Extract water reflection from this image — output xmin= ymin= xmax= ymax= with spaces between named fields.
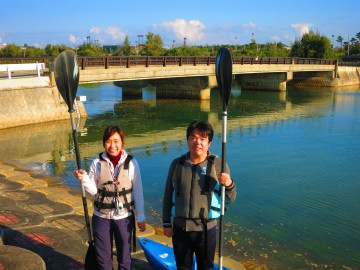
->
xmin=0 ymin=119 xmax=85 ymax=175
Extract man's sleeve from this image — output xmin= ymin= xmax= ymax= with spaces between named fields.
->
xmin=162 ymin=159 xmax=177 ymax=228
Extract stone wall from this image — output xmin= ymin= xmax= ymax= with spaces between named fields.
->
xmin=288 ymin=67 xmax=360 ymax=88
xmin=0 ymin=77 xmax=87 ymax=129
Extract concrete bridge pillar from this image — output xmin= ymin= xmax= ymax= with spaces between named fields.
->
xmin=287 ymin=71 xmax=293 ymax=80
xmin=121 ymin=87 xmax=142 ymax=99
xmin=153 ymin=76 xmax=217 ymax=100
xmin=237 ymin=72 xmax=287 ymax=91
xmin=114 ymin=80 xmax=148 ymax=100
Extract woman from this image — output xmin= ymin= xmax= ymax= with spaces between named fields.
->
xmin=75 ymin=126 xmax=146 ymax=270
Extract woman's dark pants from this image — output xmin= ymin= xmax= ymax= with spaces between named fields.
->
xmin=92 ymin=215 xmax=133 ymax=270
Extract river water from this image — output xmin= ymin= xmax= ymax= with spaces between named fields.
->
xmin=0 ymin=82 xmax=359 ymax=269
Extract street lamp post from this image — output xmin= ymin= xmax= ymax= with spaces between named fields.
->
xmin=137 ymin=34 xmax=144 ymax=45
xmin=347 ymin=33 xmax=350 ymax=56
xmin=252 ymin=33 xmax=258 ymax=52
xmin=22 ymin=47 xmax=26 ymax=57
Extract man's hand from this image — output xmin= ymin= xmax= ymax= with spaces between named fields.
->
xmin=218 ymin=172 xmax=233 ymax=187
xmin=137 ymin=221 xmax=146 ymax=232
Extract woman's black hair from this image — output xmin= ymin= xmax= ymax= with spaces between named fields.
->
xmin=102 ymin=126 xmax=125 ymax=146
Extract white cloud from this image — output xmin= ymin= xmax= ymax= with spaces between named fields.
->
xmin=69 ymin=34 xmax=82 ymax=44
xmin=271 ymin=36 xmax=281 ymax=42
xmin=104 ymin=27 xmax=126 ymax=40
xmin=291 ymin=23 xmax=313 ymax=36
xmin=155 ymin=18 xmax=205 ymax=42
xmin=242 ymin=22 xmax=257 ymax=28
xmin=89 ymin=26 xmax=126 ymax=41
xmin=90 ymin=27 xmax=102 ymax=35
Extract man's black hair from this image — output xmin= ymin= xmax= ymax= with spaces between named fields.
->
xmin=186 ymin=120 xmax=214 ymax=142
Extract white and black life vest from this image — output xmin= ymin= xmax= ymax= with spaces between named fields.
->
xmin=94 ymin=154 xmax=134 ymax=215
xmin=171 ymin=154 xmax=221 ymax=219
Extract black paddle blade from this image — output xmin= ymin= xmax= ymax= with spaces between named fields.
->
xmin=85 ymin=241 xmax=98 ymax=270
xmin=215 ymin=47 xmax=233 ymax=108
xmin=54 ymin=50 xmax=80 ymax=111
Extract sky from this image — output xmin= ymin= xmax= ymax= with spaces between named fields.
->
xmin=1 ymin=0 xmax=359 ymax=48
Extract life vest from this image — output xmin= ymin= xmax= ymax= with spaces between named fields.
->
xmin=171 ymin=154 xmax=221 ymax=219
xmin=94 ymin=154 xmax=134 ymax=215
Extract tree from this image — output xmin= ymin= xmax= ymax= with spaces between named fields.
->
xmin=356 ymin=32 xmax=360 ymax=42
xmin=0 ymin=44 xmax=23 ymax=57
xmin=123 ymin=36 xmax=131 ymax=55
xmin=336 ymin=36 xmax=344 ymax=47
xmin=290 ymin=39 xmax=303 ymax=57
xmin=44 ymin=44 xmax=70 ymax=56
xmin=77 ymin=42 xmax=103 ymax=56
xmin=262 ymin=42 xmax=289 ymax=57
xmin=290 ymin=31 xmax=332 ymax=58
xmin=113 ymin=36 xmax=133 ymax=56
xmin=143 ymin=32 xmax=164 ymax=56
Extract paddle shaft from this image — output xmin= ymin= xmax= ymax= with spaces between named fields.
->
xmin=69 ymin=109 xmax=93 ymax=243
xmin=219 ymin=105 xmax=228 ymax=270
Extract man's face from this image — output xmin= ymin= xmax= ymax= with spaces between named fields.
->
xmin=187 ymin=129 xmax=211 ymax=159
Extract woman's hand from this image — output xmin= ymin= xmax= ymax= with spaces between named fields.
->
xmin=75 ymin=169 xmax=86 ymax=181
xmin=137 ymin=221 xmax=146 ymax=232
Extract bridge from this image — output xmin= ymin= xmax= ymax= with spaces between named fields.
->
xmin=68 ymin=56 xmax=338 ymax=99
xmin=1 ymin=56 xmax=338 ymax=99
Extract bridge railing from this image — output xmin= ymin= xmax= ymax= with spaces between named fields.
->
xmin=77 ymin=56 xmax=216 ymax=69
xmin=339 ymin=61 xmax=360 ymax=67
xmin=0 ymin=56 xmax=339 ymax=70
xmin=77 ymin=56 xmax=336 ymax=70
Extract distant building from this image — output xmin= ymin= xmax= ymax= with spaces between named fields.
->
xmin=103 ymin=45 xmax=120 ymax=54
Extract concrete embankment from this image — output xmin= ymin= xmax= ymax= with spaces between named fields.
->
xmin=289 ymin=66 xmax=360 ymax=88
xmin=0 ymin=76 xmax=86 ymax=130
xmin=0 ymin=160 xmax=246 ymax=270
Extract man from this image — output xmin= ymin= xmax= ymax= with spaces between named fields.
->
xmin=162 ymin=120 xmax=237 ymax=270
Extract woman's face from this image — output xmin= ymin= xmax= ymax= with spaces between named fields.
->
xmin=104 ymin=132 xmax=123 ymax=156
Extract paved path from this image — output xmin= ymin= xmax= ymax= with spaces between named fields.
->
xmin=0 ymin=76 xmax=50 ymax=91
xmin=0 ymin=161 xmax=245 ymax=270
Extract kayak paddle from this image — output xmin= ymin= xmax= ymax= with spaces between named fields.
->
xmin=54 ymin=50 xmax=97 ymax=270
xmin=215 ymin=47 xmax=233 ymax=270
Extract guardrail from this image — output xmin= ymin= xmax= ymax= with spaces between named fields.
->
xmin=76 ymin=56 xmax=337 ymax=70
xmin=0 ymin=62 xmax=46 ymax=79
xmin=0 ymin=56 xmax=342 ymax=71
